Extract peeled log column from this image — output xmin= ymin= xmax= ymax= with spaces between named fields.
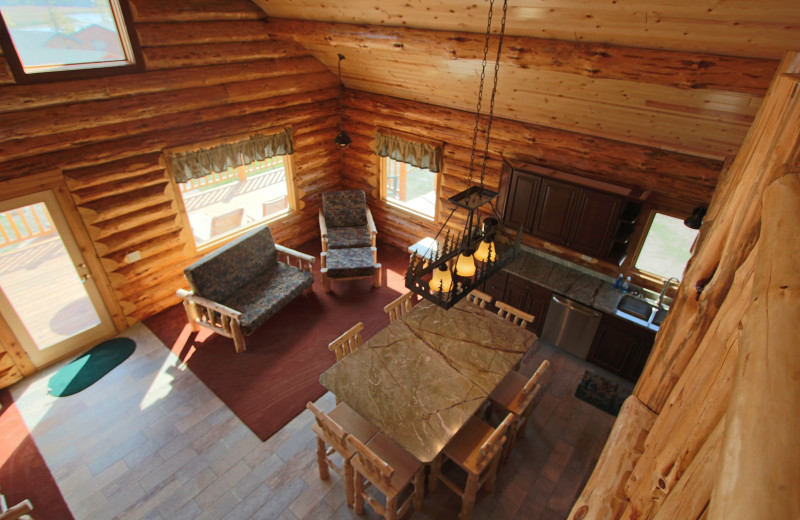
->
xmin=709 ymin=173 xmax=800 ymax=520
xmin=568 ymin=395 xmax=656 ymax=520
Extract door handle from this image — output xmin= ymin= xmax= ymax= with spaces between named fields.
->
xmin=80 ymin=273 xmax=91 ymax=283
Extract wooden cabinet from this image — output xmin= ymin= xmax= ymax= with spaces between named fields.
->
xmin=587 ymin=314 xmax=656 ymax=382
xmin=502 ymin=273 xmax=552 ymax=336
xmin=502 ymin=160 xmax=641 ymax=262
xmin=482 ymin=270 xmax=509 ymax=304
xmin=504 ymin=169 xmax=540 ymax=232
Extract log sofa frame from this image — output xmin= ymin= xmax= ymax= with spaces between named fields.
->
xmin=176 ymin=226 xmax=315 ymax=353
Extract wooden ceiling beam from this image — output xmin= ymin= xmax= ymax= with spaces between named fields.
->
xmin=264 ymin=18 xmax=778 ymax=96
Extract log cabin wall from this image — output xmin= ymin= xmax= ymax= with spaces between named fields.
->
xmin=568 ymin=52 xmax=800 ymax=520
xmin=0 ymin=0 xmax=341 ymax=359
xmin=340 ymin=88 xmax=724 ymax=278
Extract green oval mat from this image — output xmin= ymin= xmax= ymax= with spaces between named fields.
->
xmin=48 ymin=338 xmax=136 ymax=397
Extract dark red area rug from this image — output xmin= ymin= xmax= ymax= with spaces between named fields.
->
xmin=144 ymin=240 xmax=413 ymax=441
xmin=0 ymin=388 xmax=74 ymax=519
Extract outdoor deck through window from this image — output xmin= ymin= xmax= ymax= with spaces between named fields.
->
xmin=179 ymin=156 xmax=289 ymax=246
xmin=384 ymin=157 xmax=436 ymax=218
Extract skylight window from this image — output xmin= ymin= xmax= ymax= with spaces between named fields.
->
xmin=0 ymin=0 xmax=141 ymax=82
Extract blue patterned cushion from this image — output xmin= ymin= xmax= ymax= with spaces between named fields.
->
xmin=327 ymin=226 xmax=372 ymax=249
xmin=221 ymin=263 xmax=314 ymax=335
xmin=185 ymin=226 xmax=278 ymax=303
xmin=322 ymin=190 xmax=367 ymax=228
xmin=325 ymin=247 xmax=376 ymax=278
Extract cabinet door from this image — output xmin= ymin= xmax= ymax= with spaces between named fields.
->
xmin=587 ymin=323 xmax=634 ymax=375
xmin=503 ymin=274 xmax=551 ymax=335
xmin=568 ymin=189 xmax=622 ymax=257
xmin=531 ymin=178 xmax=579 ymax=244
xmin=503 ymin=170 xmax=540 ymax=232
xmin=526 ymin=285 xmax=551 ymax=336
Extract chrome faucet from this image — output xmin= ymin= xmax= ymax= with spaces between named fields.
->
xmin=658 ymin=277 xmax=680 ymax=309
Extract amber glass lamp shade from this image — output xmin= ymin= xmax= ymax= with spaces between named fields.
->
xmin=430 ymin=264 xmax=453 ymax=293
xmin=473 ymin=237 xmax=496 ymax=262
xmin=455 ymin=251 xmax=476 ymax=277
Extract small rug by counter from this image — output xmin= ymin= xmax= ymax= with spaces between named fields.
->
xmin=48 ymin=337 xmax=136 ymax=397
xmin=574 ymin=370 xmax=630 ymax=416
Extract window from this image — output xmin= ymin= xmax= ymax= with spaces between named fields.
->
xmin=634 ymin=212 xmax=699 ymax=280
xmin=381 ymin=157 xmax=437 ymax=219
xmin=167 ymin=131 xmax=296 ymax=247
xmin=0 ymin=0 xmax=141 ymax=83
xmin=374 ymin=130 xmax=442 ymax=220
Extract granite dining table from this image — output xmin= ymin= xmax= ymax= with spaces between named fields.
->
xmin=319 ymin=298 xmax=537 ymax=463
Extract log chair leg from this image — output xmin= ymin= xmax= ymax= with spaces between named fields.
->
xmin=353 ymin=469 xmax=365 ymax=515
xmin=232 ymin=322 xmax=246 ymax=353
xmin=183 ymin=300 xmax=201 ymax=332
xmin=315 ymin=437 xmax=330 ymax=480
xmin=429 ymin=455 xmax=442 ymax=493
xmin=386 ymin=495 xmax=398 ymax=520
xmin=344 ymin=459 xmax=355 ymax=508
xmin=322 ymin=270 xmax=331 ymax=293
xmin=412 ymin=468 xmax=425 ymax=510
xmin=460 ymin=474 xmax=479 ymax=520
xmin=373 ymin=264 xmax=382 ymax=288
xmin=484 ymin=455 xmax=502 ymax=492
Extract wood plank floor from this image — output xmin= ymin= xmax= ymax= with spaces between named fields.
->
xmin=9 ymin=321 xmax=625 ymax=519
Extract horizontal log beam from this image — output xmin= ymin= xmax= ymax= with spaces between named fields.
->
xmin=142 ymin=40 xmax=309 ymax=70
xmin=130 ymin=0 xmax=265 ymax=22
xmin=136 ymin=21 xmax=273 ymax=46
xmin=264 ymin=19 xmax=777 ymax=96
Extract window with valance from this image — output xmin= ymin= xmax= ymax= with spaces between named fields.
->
xmin=374 ymin=131 xmax=442 ymax=220
xmin=166 ymin=130 xmax=296 ymax=248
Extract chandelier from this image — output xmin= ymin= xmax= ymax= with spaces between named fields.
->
xmin=405 ymin=0 xmax=519 ymax=310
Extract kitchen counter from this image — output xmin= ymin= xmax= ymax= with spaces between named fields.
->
xmin=503 ymin=249 xmax=662 ymax=332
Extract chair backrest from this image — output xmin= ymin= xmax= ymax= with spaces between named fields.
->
xmin=495 ymin=301 xmax=535 ymax=329
xmin=347 ymin=435 xmax=395 ymax=489
xmin=185 ymin=225 xmax=278 ymax=303
xmin=522 ymin=359 xmax=551 ymax=398
xmin=322 ymin=190 xmax=368 ymax=228
xmin=383 ymin=292 xmax=413 ymax=322
xmin=466 ymin=289 xmax=493 ymax=309
xmin=329 ymin=322 xmax=364 ymax=362
xmin=307 ymin=401 xmax=348 ymax=450
xmin=476 ymin=413 xmax=515 ymax=473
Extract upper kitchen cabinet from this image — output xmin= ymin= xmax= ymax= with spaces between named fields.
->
xmin=502 ymin=160 xmax=644 ymax=262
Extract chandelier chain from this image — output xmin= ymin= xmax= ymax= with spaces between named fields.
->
xmin=478 ymin=0 xmax=508 ymax=186
xmin=337 ymin=53 xmax=345 ymax=130
xmin=466 ymin=0 xmax=495 ymax=189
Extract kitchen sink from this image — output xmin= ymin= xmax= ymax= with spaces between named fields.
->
xmin=617 ymin=295 xmax=654 ymax=321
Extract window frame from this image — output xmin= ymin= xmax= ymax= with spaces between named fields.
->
xmin=379 ymin=155 xmax=441 ymax=223
xmin=164 ymin=130 xmax=299 ymax=253
xmin=0 ymin=0 xmax=143 ymax=85
xmin=627 ymin=207 xmax=699 ymax=287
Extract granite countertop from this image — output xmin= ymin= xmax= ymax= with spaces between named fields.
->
xmin=503 ymin=249 xmax=661 ymax=332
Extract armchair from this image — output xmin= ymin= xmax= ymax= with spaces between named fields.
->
xmin=318 ymin=190 xmax=377 ymax=252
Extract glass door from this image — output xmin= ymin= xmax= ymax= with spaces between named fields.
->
xmin=0 ymin=190 xmax=114 ymax=368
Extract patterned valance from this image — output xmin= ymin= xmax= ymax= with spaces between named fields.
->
xmin=170 ymin=129 xmax=293 ymax=183
xmin=373 ymin=131 xmax=441 ymax=173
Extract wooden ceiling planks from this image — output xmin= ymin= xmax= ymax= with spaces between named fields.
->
xmin=256 ymin=0 xmax=800 ymax=59
xmin=259 ymin=14 xmax=783 ymax=160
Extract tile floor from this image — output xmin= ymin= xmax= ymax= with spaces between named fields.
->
xmin=10 ymin=323 xmax=625 ymax=519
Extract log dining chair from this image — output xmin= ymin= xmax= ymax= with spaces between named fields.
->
xmin=429 ymin=413 xmax=515 ymax=520
xmin=328 ymin=322 xmax=365 ymax=404
xmin=328 ymin=322 xmax=364 ymax=362
xmin=495 ymin=300 xmax=535 ymax=329
xmin=383 ymin=291 xmax=413 ymax=322
xmin=487 ymin=359 xmax=551 ymax=462
xmin=347 ymin=432 xmax=425 ymax=520
xmin=466 ymin=289 xmax=493 ymax=309
xmin=307 ymin=402 xmax=379 ymax=509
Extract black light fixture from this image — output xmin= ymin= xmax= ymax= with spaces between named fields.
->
xmin=684 ymin=206 xmax=707 ymax=229
xmin=333 ymin=53 xmax=352 ymax=149
xmin=405 ymin=0 xmax=519 ymax=310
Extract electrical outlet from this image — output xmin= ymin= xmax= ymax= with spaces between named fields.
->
xmin=125 ymin=251 xmax=142 ymax=263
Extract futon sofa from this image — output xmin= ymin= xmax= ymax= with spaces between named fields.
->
xmin=176 ymin=225 xmax=315 ymax=353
